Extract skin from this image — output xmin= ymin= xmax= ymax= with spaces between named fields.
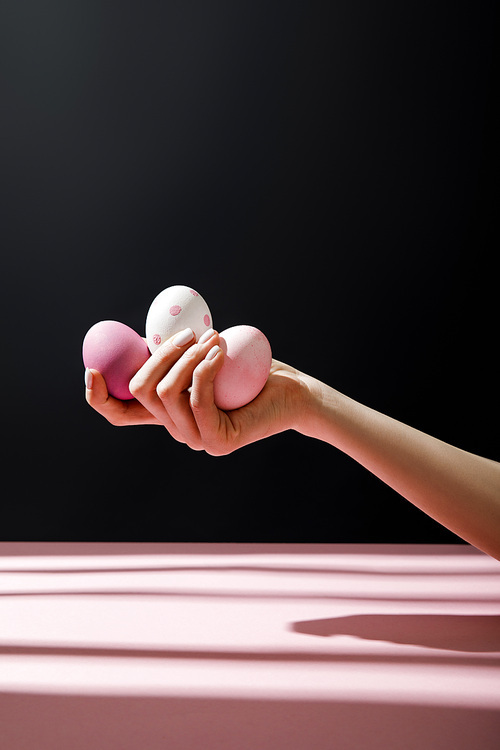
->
xmin=86 ymin=329 xmax=500 ymax=560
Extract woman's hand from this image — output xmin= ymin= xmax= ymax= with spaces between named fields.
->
xmin=85 ymin=326 xmax=500 ymax=557
xmin=85 ymin=328 xmax=307 ymax=455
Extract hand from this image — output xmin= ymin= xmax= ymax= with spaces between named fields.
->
xmin=85 ymin=329 xmax=307 ymax=455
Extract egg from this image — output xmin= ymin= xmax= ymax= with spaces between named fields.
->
xmin=145 ymin=285 xmax=213 ymax=353
xmin=82 ymin=320 xmax=150 ymax=400
xmin=213 ymin=325 xmax=272 ymax=410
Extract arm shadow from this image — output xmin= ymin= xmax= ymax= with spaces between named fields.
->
xmin=291 ymin=614 xmax=500 ymax=653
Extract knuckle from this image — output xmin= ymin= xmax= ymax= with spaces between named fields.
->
xmin=156 ymin=380 xmax=173 ymax=403
xmin=182 ymin=343 xmax=200 ymax=360
xmin=105 ymin=411 xmax=126 ymax=427
xmin=189 ymin=393 xmax=203 ymax=414
xmin=128 ymin=374 xmax=144 ymax=398
xmin=170 ymin=432 xmax=187 ymax=446
xmin=204 ymin=443 xmax=228 ymax=457
xmin=155 ymin=341 xmax=176 ymax=364
xmin=187 ymin=441 xmax=204 ymax=452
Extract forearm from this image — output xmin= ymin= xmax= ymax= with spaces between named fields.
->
xmin=297 ymin=375 xmax=500 ymax=559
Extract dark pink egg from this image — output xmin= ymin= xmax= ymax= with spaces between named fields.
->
xmin=82 ymin=320 xmax=150 ymax=400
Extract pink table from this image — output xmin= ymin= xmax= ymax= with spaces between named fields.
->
xmin=1 ymin=543 xmax=499 ymax=749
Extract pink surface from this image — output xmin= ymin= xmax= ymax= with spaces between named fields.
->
xmin=1 ymin=543 xmax=499 ymax=749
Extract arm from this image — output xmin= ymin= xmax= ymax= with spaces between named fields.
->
xmin=299 ymin=375 xmax=500 ymax=561
xmin=85 ymin=331 xmax=500 ymax=559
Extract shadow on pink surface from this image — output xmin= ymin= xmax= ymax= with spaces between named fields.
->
xmin=2 ymin=563 xmax=497 ymax=575
xmin=0 ymin=543 xmax=474 ymax=556
xmin=292 ymin=614 xmax=500 ymax=652
xmin=0 ymin=642 xmax=499 ymax=669
xmin=2 ymin=590 xmax=499 ymax=606
xmin=1 ymin=692 xmax=499 ymax=750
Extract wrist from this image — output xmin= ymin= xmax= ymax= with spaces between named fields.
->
xmin=292 ymin=373 xmax=334 ymax=437
xmin=293 ymin=372 xmax=354 ymax=449
xmin=268 ymin=361 xmax=347 ymax=444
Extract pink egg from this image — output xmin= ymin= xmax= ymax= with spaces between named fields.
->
xmin=213 ymin=325 xmax=272 ymax=410
xmin=82 ymin=320 xmax=150 ymax=400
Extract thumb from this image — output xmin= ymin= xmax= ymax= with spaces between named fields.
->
xmin=85 ymin=368 xmax=110 ymax=407
xmin=85 ymin=367 xmax=161 ymax=426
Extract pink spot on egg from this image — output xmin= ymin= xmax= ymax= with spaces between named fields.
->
xmin=189 ymin=289 xmax=199 ymax=296
xmin=153 ymin=334 xmax=162 ymax=346
xmin=204 ymin=314 xmax=210 ymax=326
xmin=169 ymin=305 xmax=182 ymax=316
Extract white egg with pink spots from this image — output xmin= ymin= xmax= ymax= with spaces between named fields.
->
xmin=146 ymin=285 xmax=213 ymax=352
xmin=214 ymin=325 xmax=272 ymax=410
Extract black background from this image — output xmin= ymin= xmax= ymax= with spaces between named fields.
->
xmin=2 ymin=1 xmax=498 ymax=541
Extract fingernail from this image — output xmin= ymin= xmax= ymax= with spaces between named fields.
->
xmin=172 ymin=328 xmax=194 ymax=347
xmin=85 ymin=368 xmax=93 ymax=390
xmin=205 ymin=345 xmax=221 ymax=361
xmin=198 ymin=327 xmax=215 ymax=345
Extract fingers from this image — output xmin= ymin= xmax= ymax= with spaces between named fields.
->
xmin=127 ymin=327 xmax=199 ymax=440
xmin=128 ymin=327 xmax=221 ymax=448
xmin=189 ymin=345 xmax=230 ymax=454
xmin=86 ymin=342 xmax=302 ymax=457
xmin=154 ymin=330 xmax=221 ymax=448
xmin=85 ymin=369 xmax=161 ymax=426
xmin=86 ymin=328 xmax=233 ymax=451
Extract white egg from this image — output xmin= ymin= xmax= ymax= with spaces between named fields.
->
xmin=145 ymin=285 xmax=213 ymax=353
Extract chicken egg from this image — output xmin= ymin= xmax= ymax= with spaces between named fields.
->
xmin=213 ymin=325 xmax=272 ymax=410
xmin=145 ymin=285 xmax=213 ymax=353
xmin=82 ymin=320 xmax=150 ymax=400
